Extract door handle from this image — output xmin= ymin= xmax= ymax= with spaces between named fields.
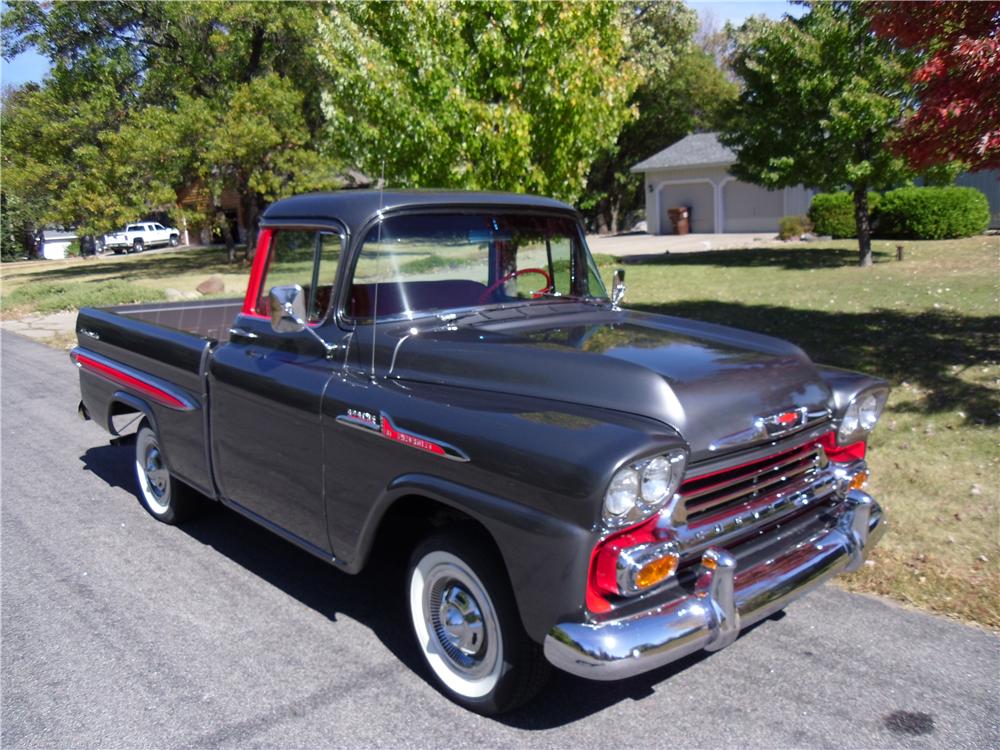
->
xmin=228 ymin=327 xmax=259 ymax=340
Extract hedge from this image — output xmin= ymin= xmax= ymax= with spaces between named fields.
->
xmin=877 ymin=186 xmax=990 ymax=240
xmin=808 ymin=192 xmax=880 ymax=238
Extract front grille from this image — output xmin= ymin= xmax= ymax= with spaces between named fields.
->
xmin=681 ymin=441 xmax=822 ymax=525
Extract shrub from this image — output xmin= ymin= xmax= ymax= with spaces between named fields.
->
xmin=808 ymin=192 xmax=881 ymax=238
xmin=778 ymin=215 xmax=812 ymax=240
xmin=877 ymin=186 xmax=990 ymax=239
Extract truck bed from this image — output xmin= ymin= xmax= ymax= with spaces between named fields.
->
xmin=106 ymin=298 xmax=245 ymax=344
xmin=73 ymin=298 xmax=246 ymax=497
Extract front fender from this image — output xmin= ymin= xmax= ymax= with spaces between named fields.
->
xmin=351 ymin=473 xmax=595 ymax=643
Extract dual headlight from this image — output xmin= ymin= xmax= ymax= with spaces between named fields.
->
xmin=837 ymin=388 xmax=889 ymax=445
xmin=603 ymin=449 xmax=687 ymax=528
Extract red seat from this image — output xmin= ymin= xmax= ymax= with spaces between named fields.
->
xmin=349 ymin=280 xmax=487 ymax=319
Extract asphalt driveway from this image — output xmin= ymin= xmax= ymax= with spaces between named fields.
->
xmin=1 ymin=331 xmax=997 ymax=748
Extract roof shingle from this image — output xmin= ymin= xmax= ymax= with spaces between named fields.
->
xmin=630 ymin=132 xmax=735 ymax=173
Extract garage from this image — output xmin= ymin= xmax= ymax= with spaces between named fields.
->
xmin=632 ymin=132 xmax=814 ymax=235
xmin=722 ymin=179 xmax=785 ymax=232
xmin=657 ymin=181 xmax=714 ymax=234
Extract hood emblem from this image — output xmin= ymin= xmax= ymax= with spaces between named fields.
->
xmin=709 ymin=407 xmax=821 ymax=452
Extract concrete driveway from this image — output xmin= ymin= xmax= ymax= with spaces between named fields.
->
xmin=586 ymin=231 xmax=778 ymax=258
xmin=2 ymin=330 xmax=998 ymax=749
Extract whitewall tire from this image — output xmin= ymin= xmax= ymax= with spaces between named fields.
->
xmin=407 ymin=530 xmax=549 ymax=714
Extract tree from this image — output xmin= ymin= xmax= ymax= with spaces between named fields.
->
xmin=1 ymin=1 xmax=339 ymax=256
xmin=583 ymin=2 xmax=738 ymax=233
xmin=868 ymin=1 xmax=1000 ymax=172
xmin=720 ymin=3 xmax=914 ymax=266
xmin=315 ymin=0 xmax=641 ymax=204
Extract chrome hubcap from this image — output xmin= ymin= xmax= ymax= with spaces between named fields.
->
xmin=424 ymin=569 xmax=496 ymax=677
xmin=438 ymin=585 xmax=485 ymax=656
xmin=144 ymin=447 xmax=168 ymax=498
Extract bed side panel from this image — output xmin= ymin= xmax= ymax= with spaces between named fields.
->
xmin=75 ymin=307 xmax=217 ymax=495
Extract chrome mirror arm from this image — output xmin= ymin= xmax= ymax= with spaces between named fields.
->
xmin=282 ymin=302 xmax=338 ymax=359
xmin=611 ymin=268 xmax=627 ymax=309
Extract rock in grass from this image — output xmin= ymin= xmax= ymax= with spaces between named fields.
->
xmin=196 ymin=275 xmax=225 ymax=295
xmin=165 ymin=288 xmax=201 ymax=301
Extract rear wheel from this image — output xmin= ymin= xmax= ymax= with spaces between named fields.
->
xmin=134 ymin=421 xmax=199 ymax=524
xmin=407 ymin=530 xmax=549 ymax=714
xmin=132 ymin=238 xmax=144 ymax=253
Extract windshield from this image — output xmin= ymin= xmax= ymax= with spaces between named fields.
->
xmin=346 ymin=212 xmax=607 ymax=322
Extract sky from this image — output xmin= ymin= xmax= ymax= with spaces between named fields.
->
xmin=0 ymin=0 xmax=801 ymax=88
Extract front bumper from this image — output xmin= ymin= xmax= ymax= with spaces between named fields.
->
xmin=543 ymin=490 xmax=885 ymax=680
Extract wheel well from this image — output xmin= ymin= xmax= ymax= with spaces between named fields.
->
xmin=368 ymin=495 xmax=505 ymax=570
xmin=108 ymin=399 xmax=149 ymax=436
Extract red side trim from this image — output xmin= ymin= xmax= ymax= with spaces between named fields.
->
xmin=75 ymin=354 xmax=187 ymax=409
xmin=242 ymin=227 xmax=274 ymax=317
xmin=381 ymin=416 xmax=447 ymax=456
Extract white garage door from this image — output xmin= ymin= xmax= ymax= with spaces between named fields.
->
xmin=723 ymin=181 xmax=784 ymax=233
xmin=658 ymin=183 xmax=714 ymax=234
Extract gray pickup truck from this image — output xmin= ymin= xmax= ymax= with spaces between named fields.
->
xmin=73 ymin=191 xmax=888 ymax=714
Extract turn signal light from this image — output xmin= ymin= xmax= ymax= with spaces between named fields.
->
xmin=634 ymin=553 xmax=680 ymax=590
xmin=848 ymin=470 xmax=870 ymax=492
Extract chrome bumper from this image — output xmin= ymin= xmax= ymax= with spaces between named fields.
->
xmin=544 ymin=490 xmax=885 ymax=680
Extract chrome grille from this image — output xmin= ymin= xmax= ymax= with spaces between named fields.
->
xmin=682 ymin=442 xmax=821 ymax=525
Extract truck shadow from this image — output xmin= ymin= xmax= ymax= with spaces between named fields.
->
xmin=79 ymin=439 xmax=774 ymax=728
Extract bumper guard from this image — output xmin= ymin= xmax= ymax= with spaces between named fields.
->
xmin=543 ymin=490 xmax=885 ymax=680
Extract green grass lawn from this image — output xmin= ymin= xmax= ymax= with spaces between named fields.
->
xmin=3 ymin=235 xmax=998 ymax=627
xmin=0 ymin=246 xmax=251 ymax=316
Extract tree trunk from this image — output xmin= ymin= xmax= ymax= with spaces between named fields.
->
xmin=609 ymin=198 xmax=621 ymax=235
xmin=217 ymin=208 xmax=235 ymax=263
xmin=595 ymin=197 xmax=610 ymax=235
xmin=241 ymin=191 xmax=261 ymax=261
xmin=853 ymin=187 xmax=873 ymax=268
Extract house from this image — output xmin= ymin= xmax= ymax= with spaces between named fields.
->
xmin=633 ymin=132 xmax=1000 ymax=234
xmin=631 ymin=132 xmax=814 ymax=235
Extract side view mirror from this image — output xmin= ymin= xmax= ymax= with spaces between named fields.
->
xmin=268 ymin=284 xmax=338 ymax=358
xmin=611 ymin=268 xmax=626 ymax=307
xmin=268 ymin=284 xmax=308 ymax=334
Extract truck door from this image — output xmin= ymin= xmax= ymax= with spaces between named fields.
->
xmin=208 ymin=226 xmax=347 ymax=553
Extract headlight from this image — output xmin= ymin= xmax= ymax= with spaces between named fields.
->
xmin=603 ymin=449 xmax=687 ymax=528
xmin=837 ymin=389 xmax=888 ymax=445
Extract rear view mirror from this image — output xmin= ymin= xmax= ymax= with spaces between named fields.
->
xmin=268 ymin=284 xmax=339 ymax=359
xmin=269 ymin=285 xmax=308 ymax=334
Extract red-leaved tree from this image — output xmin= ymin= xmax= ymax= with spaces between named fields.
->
xmin=869 ymin=1 xmax=1000 ymax=171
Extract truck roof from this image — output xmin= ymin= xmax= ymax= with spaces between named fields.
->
xmin=261 ymin=190 xmax=578 ymax=237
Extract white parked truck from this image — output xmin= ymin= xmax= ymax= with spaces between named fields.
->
xmin=102 ymin=222 xmax=180 ymax=253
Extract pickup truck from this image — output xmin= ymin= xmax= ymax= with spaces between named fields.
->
xmin=73 ymin=191 xmax=888 ymax=714
xmin=102 ymin=222 xmax=180 ymax=253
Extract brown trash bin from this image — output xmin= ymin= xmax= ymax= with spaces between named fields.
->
xmin=667 ymin=206 xmax=691 ymax=235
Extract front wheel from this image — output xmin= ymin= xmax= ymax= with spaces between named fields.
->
xmin=134 ymin=421 xmax=199 ymax=524
xmin=407 ymin=530 xmax=549 ymax=714
xmin=169 ymin=234 xmax=179 ymax=247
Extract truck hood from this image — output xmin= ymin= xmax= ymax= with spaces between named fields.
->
xmin=388 ymin=306 xmax=832 ymax=458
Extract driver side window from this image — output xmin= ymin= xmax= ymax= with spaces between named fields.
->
xmin=255 ymin=229 xmax=344 ymax=323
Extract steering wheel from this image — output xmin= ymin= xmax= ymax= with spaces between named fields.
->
xmin=478 ymin=268 xmax=553 ymax=304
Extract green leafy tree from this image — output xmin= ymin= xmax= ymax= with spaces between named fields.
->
xmin=584 ymin=2 xmax=738 ymax=232
xmin=2 ymin=1 xmax=338 ymax=257
xmin=720 ymin=2 xmax=914 ymax=266
xmin=315 ymin=0 xmax=641 ymax=203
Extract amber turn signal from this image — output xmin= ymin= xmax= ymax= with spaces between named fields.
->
xmin=635 ymin=553 xmax=680 ymax=589
xmin=848 ymin=470 xmax=870 ymax=492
